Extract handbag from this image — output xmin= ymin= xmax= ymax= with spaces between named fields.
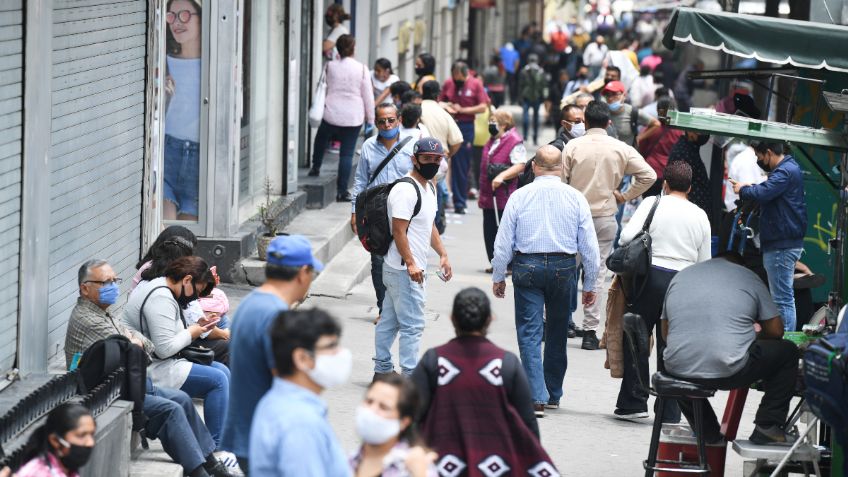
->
xmin=139 ymin=286 xmax=215 ymax=366
xmin=486 ymin=163 xmax=511 ymax=182
xmin=308 ymin=65 xmax=328 ymax=128
xmin=606 ymin=195 xmax=661 ymax=303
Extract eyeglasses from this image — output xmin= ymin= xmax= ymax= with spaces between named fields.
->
xmin=564 ymin=119 xmax=584 ymax=124
xmin=166 ymin=10 xmax=198 ymax=24
xmin=84 ymin=278 xmax=122 ymax=286
xmin=376 ymin=117 xmax=398 ymax=126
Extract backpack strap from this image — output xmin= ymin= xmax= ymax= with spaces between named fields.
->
xmin=397 ymin=177 xmax=423 ymax=220
xmin=139 ymin=285 xmax=180 ymax=360
xmin=369 ymin=136 xmax=413 ymax=185
xmin=630 ymin=106 xmax=639 ymax=147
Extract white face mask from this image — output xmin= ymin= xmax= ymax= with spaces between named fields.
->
xmin=355 ymin=405 xmax=402 ymax=445
xmin=306 ymin=348 xmax=352 ymax=389
xmin=569 ymin=122 xmax=586 ymax=137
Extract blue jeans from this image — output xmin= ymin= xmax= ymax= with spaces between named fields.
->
xmin=374 ymin=266 xmax=426 ymax=375
xmin=452 ymin=121 xmax=475 ymax=210
xmin=371 ymin=253 xmax=386 ymax=314
xmin=522 ymin=100 xmax=541 ymax=143
xmin=512 ymin=253 xmax=576 ymax=404
xmin=146 ymin=381 xmax=215 ymax=472
xmin=180 ymin=361 xmax=230 ymax=449
xmin=310 ymin=120 xmax=362 ymax=193
xmin=163 ymin=134 xmax=200 ymax=217
xmin=763 ymin=247 xmax=803 ymax=331
xmin=436 ymin=178 xmax=449 ymax=232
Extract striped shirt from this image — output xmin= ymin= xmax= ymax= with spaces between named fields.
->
xmin=491 ymin=176 xmax=600 ymax=287
xmin=350 ymin=129 xmax=419 ymax=212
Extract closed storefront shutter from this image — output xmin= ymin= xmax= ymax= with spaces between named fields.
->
xmin=0 ymin=0 xmax=22 ymax=373
xmin=48 ymin=0 xmax=147 ymax=353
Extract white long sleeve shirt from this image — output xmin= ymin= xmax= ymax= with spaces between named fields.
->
xmin=619 ymin=194 xmax=712 ymax=271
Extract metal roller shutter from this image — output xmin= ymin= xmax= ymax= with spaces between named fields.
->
xmin=0 ymin=0 xmax=22 ymax=374
xmin=48 ymin=0 xmax=147 ymax=355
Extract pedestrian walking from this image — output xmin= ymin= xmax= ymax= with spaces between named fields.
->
xmin=601 ymin=80 xmax=660 ymax=148
xmin=733 ymin=141 xmax=807 ymax=331
xmin=420 ymin=81 xmax=463 ymax=232
xmin=322 ymin=4 xmax=349 ymax=61
xmin=439 ymin=61 xmax=490 ymax=214
xmin=482 ymin=54 xmax=506 ymax=108
xmin=499 ymin=43 xmax=521 ymax=103
xmin=308 ymin=35 xmax=375 ymax=202
xmin=518 ymin=54 xmax=546 ymax=145
xmin=350 ymin=104 xmax=416 ymax=321
xmin=582 ymin=35 xmax=609 ymax=78
xmin=546 ymin=69 xmax=570 ymax=128
xmin=372 ymin=58 xmax=399 ymax=105
xmin=412 ymin=53 xmax=437 ymax=94
xmin=639 ymin=97 xmax=683 ymax=197
xmin=16 ymin=404 xmax=95 ymax=477
xmin=549 ymin=103 xmax=585 ymax=151
xmin=614 ymin=161 xmax=711 ymax=422
xmin=349 ymin=374 xmax=437 ymax=477
xmin=562 ymin=101 xmax=656 ymax=350
xmin=412 ymin=288 xmax=559 ymax=475
xmin=249 ymin=309 xmax=352 ymax=477
xmin=563 ymin=65 xmax=590 ymax=98
xmin=222 ymin=235 xmax=322 ymax=473
xmin=374 ymin=138 xmax=453 ymax=377
xmin=479 ymin=109 xmax=526 ymax=270
xmin=492 ymin=145 xmax=600 ymax=412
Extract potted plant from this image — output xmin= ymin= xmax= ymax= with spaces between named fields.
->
xmin=256 ymin=177 xmax=280 ymax=261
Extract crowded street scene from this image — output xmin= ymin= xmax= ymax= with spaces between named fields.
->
xmin=0 ymin=0 xmax=847 ymax=476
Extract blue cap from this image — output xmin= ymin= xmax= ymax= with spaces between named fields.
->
xmin=413 ymin=137 xmax=446 ymax=156
xmin=266 ymin=235 xmax=324 ymax=272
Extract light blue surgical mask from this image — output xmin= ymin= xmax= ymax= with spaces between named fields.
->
xmin=378 ymin=126 xmax=400 ymax=139
xmin=98 ymin=282 xmax=120 ymax=306
xmin=569 ymin=122 xmax=586 ymax=137
xmin=608 ymin=101 xmax=623 ymax=112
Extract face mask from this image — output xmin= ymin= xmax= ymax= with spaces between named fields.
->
xmin=176 ymin=283 xmax=197 ymax=310
xmin=56 ymin=437 xmax=93 ymax=471
xmin=307 ymin=348 xmax=352 ymax=389
xmin=454 ymin=80 xmax=465 ymax=90
xmin=415 ymin=160 xmax=441 ymax=180
xmin=608 ymin=101 xmax=623 ymax=112
xmin=415 ymin=67 xmax=428 ymax=76
xmin=569 ymin=122 xmax=586 ymax=137
xmin=98 ymin=282 xmax=120 ymax=306
xmin=378 ymin=126 xmax=400 ymax=139
xmin=757 ymin=158 xmax=771 ymax=172
xmin=694 ymin=134 xmax=711 ymax=147
xmin=488 ymin=123 xmax=500 ymax=136
xmin=355 ymin=406 xmax=402 ymax=445
xmin=577 ymin=73 xmax=587 ymax=80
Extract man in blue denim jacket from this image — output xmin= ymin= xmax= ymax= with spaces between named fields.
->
xmin=733 ymin=141 xmax=807 ymax=331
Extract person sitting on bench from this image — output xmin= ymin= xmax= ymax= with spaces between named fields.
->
xmin=661 ymin=252 xmax=800 ymax=445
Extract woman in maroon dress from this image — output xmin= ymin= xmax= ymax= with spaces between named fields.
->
xmin=412 ymin=288 xmax=559 ymax=477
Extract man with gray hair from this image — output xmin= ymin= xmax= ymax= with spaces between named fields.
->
xmin=492 ymin=145 xmax=600 ymax=417
xmin=351 ymin=102 xmax=416 ymax=322
xmin=439 ymin=60 xmax=490 ymax=214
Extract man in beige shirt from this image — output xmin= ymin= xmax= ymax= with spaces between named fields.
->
xmin=420 ymin=80 xmax=463 ymax=157
xmin=562 ymin=100 xmax=657 ymax=350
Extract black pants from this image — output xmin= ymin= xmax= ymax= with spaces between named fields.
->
xmin=483 ymin=208 xmax=503 ymax=263
xmin=471 ymin=146 xmax=483 ymax=191
xmin=678 ymin=340 xmax=799 ymax=442
xmin=371 ymin=253 xmax=386 ymax=314
xmin=617 ymin=266 xmax=681 ymax=423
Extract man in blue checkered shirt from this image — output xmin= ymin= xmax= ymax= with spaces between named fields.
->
xmin=492 ymin=145 xmax=601 ymax=416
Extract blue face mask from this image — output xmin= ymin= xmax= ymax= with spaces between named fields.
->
xmin=608 ymin=101 xmax=623 ymax=112
xmin=98 ymin=282 xmax=120 ymax=306
xmin=378 ymin=126 xmax=400 ymax=139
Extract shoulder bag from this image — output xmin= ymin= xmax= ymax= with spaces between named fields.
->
xmin=308 ymin=64 xmax=328 ymax=128
xmin=606 ymin=195 xmax=661 ymax=302
xmin=139 ymin=286 xmax=214 ymax=366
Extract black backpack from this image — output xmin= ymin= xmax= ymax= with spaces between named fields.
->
xmin=76 ymin=335 xmax=150 ymax=433
xmin=356 ymin=177 xmax=423 ymax=255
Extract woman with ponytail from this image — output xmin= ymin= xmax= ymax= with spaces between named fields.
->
xmin=411 ymin=288 xmax=559 ymax=476
xmin=17 ymin=403 xmax=96 ymax=477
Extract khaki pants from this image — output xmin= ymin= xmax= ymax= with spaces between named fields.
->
xmin=578 ymin=215 xmax=618 ymax=331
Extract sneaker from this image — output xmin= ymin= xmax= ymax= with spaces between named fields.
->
xmin=307 ymin=168 xmax=320 ymax=177
xmin=336 ymin=191 xmax=352 ymax=202
xmin=454 ymin=207 xmax=466 ymax=215
xmin=581 ymin=330 xmax=600 ymax=350
xmin=613 ymin=409 xmax=649 ymax=420
xmin=533 ymin=404 xmax=545 ymax=418
xmin=545 ymin=401 xmax=560 ymax=409
xmin=468 ymin=188 xmax=478 ymax=199
xmin=749 ymin=424 xmax=797 ymax=446
xmin=208 ymin=451 xmax=242 ymax=476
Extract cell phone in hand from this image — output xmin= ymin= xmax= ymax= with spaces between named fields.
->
xmin=435 ymin=269 xmax=448 ymax=282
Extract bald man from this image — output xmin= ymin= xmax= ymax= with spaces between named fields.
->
xmin=491 ymin=145 xmax=601 ymax=416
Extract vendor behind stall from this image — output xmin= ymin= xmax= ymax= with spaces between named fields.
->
xmin=732 ymin=141 xmax=807 ymax=332
xmin=662 ymin=252 xmax=800 ymax=446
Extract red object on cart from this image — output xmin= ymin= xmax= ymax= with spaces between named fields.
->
xmin=654 ymin=388 xmax=749 ymax=476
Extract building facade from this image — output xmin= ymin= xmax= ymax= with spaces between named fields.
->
xmin=0 ymin=0 xmax=321 ymax=376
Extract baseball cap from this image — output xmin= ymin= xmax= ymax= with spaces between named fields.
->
xmin=413 ymin=137 xmax=445 ymax=156
xmin=602 ymin=80 xmax=626 ymax=94
xmin=266 ymin=235 xmax=324 ymax=272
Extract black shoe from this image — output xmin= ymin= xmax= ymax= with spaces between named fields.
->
xmin=203 ymin=457 xmax=235 ymax=477
xmin=613 ymin=408 xmax=649 ymax=420
xmin=545 ymin=401 xmax=560 ymax=409
xmin=567 ymin=324 xmax=577 ymax=339
xmin=336 ymin=191 xmax=352 ymax=202
xmin=749 ymin=424 xmax=797 ymax=446
xmin=581 ymin=330 xmax=600 ymax=350
xmin=454 ymin=207 xmax=466 ymax=215
xmin=533 ymin=404 xmax=545 ymax=418
xmin=307 ymin=168 xmax=320 ymax=177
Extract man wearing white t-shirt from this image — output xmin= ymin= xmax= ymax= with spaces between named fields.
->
xmin=374 ymin=137 xmax=453 ymax=378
